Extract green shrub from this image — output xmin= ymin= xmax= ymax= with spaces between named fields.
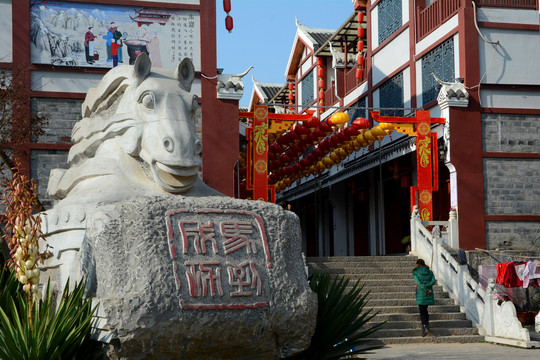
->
xmin=289 ymin=273 xmax=384 ymax=360
xmin=0 ymin=267 xmax=97 ymax=360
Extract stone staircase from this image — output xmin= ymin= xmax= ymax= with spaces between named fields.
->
xmin=306 ymin=256 xmax=485 ymax=344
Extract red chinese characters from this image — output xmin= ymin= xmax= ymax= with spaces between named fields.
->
xmin=165 ymin=209 xmax=272 ymax=310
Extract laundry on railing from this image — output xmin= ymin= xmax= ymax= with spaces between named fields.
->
xmin=496 ymin=261 xmax=540 ymax=288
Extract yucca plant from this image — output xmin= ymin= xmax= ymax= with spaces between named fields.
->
xmin=0 ymin=272 xmax=98 ymax=360
xmin=289 ymin=273 xmax=385 ymax=360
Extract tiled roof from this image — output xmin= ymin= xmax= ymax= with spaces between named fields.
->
xmin=259 ymin=83 xmax=284 ymax=101
xmin=306 ymin=30 xmax=334 ymax=50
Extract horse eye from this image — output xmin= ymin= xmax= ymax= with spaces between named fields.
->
xmin=141 ymin=93 xmax=154 ymax=109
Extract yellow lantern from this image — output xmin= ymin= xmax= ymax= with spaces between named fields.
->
xmin=363 ymin=129 xmax=376 ymax=145
xmin=330 ymin=112 xmax=350 ymax=130
xmin=371 ymin=126 xmax=386 ymax=141
xmin=380 ymin=122 xmax=395 ymax=134
xmin=337 ymin=147 xmax=348 ymax=159
xmin=322 ymin=157 xmax=334 ymax=168
xmin=330 ymin=151 xmax=340 ymax=163
xmin=316 ymin=161 xmax=326 ymax=172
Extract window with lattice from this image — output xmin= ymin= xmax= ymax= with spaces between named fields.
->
xmin=348 ymin=97 xmax=367 ymax=124
xmin=378 ymin=0 xmax=402 ymax=44
xmin=422 ymin=37 xmax=454 ymax=105
xmin=379 ymin=72 xmax=404 ymax=116
xmin=301 ymin=70 xmax=314 ymax=106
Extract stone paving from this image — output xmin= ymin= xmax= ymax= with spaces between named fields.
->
xmin=363 ymin=342 xmax=540 ymax=359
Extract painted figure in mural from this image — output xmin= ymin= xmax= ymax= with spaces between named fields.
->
xmin=84 ymin=27 xmax=97 ymax=64
xmin=111 ymin=38 xmax=121 ymax=67
xmin=103 ymin=22 xmax=117 ymax=62
xmin=137 ymin=27 xmax=151 ymax=42
xmin=113 ymin=26 xmax=124 ymax=64
xmin=147 ymin=32 xmax=162 ymax=67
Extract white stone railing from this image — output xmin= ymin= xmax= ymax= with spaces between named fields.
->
xmin=410 ymin=207 xmax=540 ymax=348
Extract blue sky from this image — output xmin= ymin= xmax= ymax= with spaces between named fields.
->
xmin=216 ymin=0 xmax=355 ymax=106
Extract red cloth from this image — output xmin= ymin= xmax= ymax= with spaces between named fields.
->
xmin=496 ymin=262 xmax=525 ymax=287
xmin=111 ymin=42 xmax=121 ymax=56
xmin=84 ymin=31 xmax=97 ymax=47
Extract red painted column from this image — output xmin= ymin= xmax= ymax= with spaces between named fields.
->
xmin=12 ymin=1 xmax=32 ymax=176
xmin=450 ymin=3 xmax=485 ymax=250
xmin=199 ymin=0 xmax=239 ymax=196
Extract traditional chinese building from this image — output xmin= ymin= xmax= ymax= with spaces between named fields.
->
xmin=1 ymin=0 xmax=239 ymax=209
xmin=244 ymin=0 xmax=540 ymax=256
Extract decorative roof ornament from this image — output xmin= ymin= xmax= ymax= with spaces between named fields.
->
xmin=329 ymin=43 xmax=355 ymax=69
xmin=216 ymin=66 xmax=253 ymax=100
xmin=434 ymin=73 xmax=470 ymax=109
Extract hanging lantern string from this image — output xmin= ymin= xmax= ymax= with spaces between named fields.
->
xmin=259 ymin=102 xmax=420 ymax=112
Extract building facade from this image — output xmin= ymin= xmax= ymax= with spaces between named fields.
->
xmin=245 ymin=0 xmax=540 ymax=256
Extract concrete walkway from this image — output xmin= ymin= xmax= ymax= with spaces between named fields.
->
xmin=364 ymin=342 xmax=540 ymax=359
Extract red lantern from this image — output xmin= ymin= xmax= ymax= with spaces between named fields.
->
xmin=313 ymin=129 xmax=325 ymax=141
xmin=318 ymin=90 xmax=325 ymax=100
xmin=316 ymin=57 xmax=323 ymax=66
xmin=317 ymin=67 xmax=324 ymax=77
xmin=225 ymin=15 xmax=233 ymax=32
xmin=319 ymin=121 xmax=332 ymax=133
xmin=352 ymin=117 xmax=371 ymax=130
xmin=357 ymin=27 xmax=365 ymax=39
xmin=288 ymin=82 xmax=294 ymax=91
xmin=270 ymin=141 xmax=282 ymax=153
xmin=318 ymin=79 xmax=325 ymax=89
xmin=357 ymin=54 xmax=365 ymax=67
xmin=311 ymin=147 xmax=323 ymax=159
xmin=357 ymin=40 xmax=364 ymax=52
xmin=223 ymin=0 xmax=231 ymax=13
xmin=280 ymin=153 xmax=292 ymax=165
xmin=357 ymin=12 xmax=365 ymax=24
xmin=300 ymin=158 xmax=311 ymax=168
xmin=294 ymin=123 xmax=310 ymax=139
xmin=288 ymin=92 xmax=294 ymax=101
xmin=355 ymin=68 xmax=363 ymax=80
xmin=344 ymin=125 xmax=359 ymax=139
xmin=308 ymin=116 xmax=320 ymax=129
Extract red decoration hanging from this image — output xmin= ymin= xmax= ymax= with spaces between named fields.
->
xmin=225 ymin=15 xmax=234 ymax=32
xmin=357 ymin=27 xmax=365 ymax=39
xmin=317 ymin=67 xmax=324 ymax=78
xmin=318 ymin=79 xmax=325 ymax=89
xmin=355 ymin=68 xmax=363 ymax=80
xmin=288 ymin=82 xmax=294 ymax=91
xmin=357 ymin=12 xmax=364 ymax=24
xmin=223 ymin=0 xmax=231 ymax=13
xmin=357 ymin=54 xmax=365 ymax=67
xmin=357 ymin=40 xmax=364 ymax=52
xmin=316 ymin=57 xmax=323 ymax=66
xmin=288 ymin=92 xmax=294 ymax=101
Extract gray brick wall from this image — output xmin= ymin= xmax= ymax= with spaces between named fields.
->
xmin=30 ymin=150 xmax=69 ymax=210
xmin=483 ymin=158 xmax=540 ymax=215
xmin=486 ymin=221 xmax=540 ymax=250
xmin=482 ymin=113 xmax=540 ymax=153
xmin=32 ymin=98 xmax=83 ymax=144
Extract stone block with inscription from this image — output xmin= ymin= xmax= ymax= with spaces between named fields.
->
xmin=81 ymin=196 xmax=315 ymax=359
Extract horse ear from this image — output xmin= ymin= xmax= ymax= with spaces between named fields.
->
xmin=174 ymin=58 xmax=195 ymax=92
xmin=133 ymin=53 xmax=152 ymax=80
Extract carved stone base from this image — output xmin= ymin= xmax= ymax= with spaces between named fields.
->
xmin=74 ymin=195 xmax=316 ymax=359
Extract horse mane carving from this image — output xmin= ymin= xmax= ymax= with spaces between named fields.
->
xmin=47 ymin=54 xmax=213 ymax=206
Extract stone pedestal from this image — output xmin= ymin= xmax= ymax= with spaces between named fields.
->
xmin=76 ymin=195 xmax=316 ymax=359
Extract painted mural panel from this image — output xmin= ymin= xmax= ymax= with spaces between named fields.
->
xmin=30 ymin=1 xmax=201 ymax=70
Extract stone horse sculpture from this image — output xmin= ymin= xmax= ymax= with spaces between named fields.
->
xmin=40 ymin=54 xmax=316 ymax=359
xmin=48 ymin=53 xmax=218 ymax=207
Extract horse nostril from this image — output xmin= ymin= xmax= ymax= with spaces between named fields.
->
xmin=194 ymin=139 xmax=202 ymax=154
xmin=163 ymin=137 xmax=174 ymax=152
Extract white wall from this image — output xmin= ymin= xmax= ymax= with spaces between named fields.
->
xmin=0 ymin=0 xmax=12 ymax=62
xmin=480 ymin=89 xmax=540 ymax=109
xmin=478 ymin=29 xmax=540 ymax=85
xmin=372 ymin=30 xmax=409 ymax=86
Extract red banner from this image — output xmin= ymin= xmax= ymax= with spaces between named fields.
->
xmin=252 ymin=105 xmax=268 ymax=201
xmin=415 ymin=111 xmax=433 ymax=221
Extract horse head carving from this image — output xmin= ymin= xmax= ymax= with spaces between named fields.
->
xmin=48 ymin=54 xmax=208 ymax=205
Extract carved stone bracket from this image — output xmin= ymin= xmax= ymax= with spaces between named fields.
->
xmin=216 ymin=66 xmax=253 ymax=100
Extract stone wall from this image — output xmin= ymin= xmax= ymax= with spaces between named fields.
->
xmin=482 ymin=113 xmax=540 ymax=153
xmin=31 ymin=98 xmax=82 ymax=144
xmin=30 ymin=150 xmax=69 ymax=209
xmin=481 ymin=113 xmax=540 ymax=250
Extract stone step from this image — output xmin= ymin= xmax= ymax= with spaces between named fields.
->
xmin=366 ymin=304 xmax=461 ymax=314
xmin=307 ymin=256 xmax=418 ymax=263
xmin=373 ymin=327 xmax=479 ymax=338
xmin=359 ymin=287 xmax=448 ymax=299
xmin=368 ymin=319 xmax=473 ymax=330
xmin=366 ymin=297 xmax=455 ymax=307
xmin=366 ymin=334 xmax=485 ymax=345
xmin=370 ymin=312 xmax=468 ymax=322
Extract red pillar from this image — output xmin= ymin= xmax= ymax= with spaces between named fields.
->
xmin=200 ymin=0 xmax=239 ymax=196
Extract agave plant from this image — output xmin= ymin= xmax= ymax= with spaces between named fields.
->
xmin=0 ymin=270 xmax=98 ymax=360
xmin=289 ymin=272 xmax=384 ymax=360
